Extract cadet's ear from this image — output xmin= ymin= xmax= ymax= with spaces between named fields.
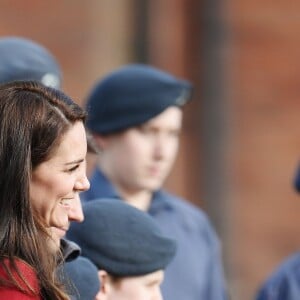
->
xmin=93 ymin=134 xmax=109 ymax=150
xmin=95 ymin=270 xmax=110 ymax=300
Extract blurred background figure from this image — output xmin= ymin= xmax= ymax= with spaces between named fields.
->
xmin=67 ymin=199 xmax=177 ymax=300
xmin=255 ymin=165 xmax=300 ymax=300
xmin=82 ymin=64 xmax=227 ymax=300
xmin=2 ymin=2 xmax=300 ymax=299
xmin=0 ymin=36 xmax=61 ymax=88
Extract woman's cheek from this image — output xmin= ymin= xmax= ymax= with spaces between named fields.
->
xmin=49 ymin=202 xmax=69 ymax=227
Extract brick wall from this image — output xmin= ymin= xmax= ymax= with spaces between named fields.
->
xmin=1 ymin=1 xmax=300 ymax=299
xmin=227 ymin=0 xmax=300 ymax=298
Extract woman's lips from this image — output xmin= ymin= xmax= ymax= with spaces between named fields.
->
xmin=52 ymin=226 xmax=68 ymax=239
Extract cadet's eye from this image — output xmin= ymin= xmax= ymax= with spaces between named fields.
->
xmin=169 ymin=129 xmax=180 ymax=137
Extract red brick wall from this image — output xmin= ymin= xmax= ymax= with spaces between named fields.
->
xmin=146 ymin=0 xmax=204 ymax=207
xmin=0 ymin=1 xmax=136 ymax=102
xmin=1 ymin=2 xmax=300 ymax=300
xmin=227 ymin=0 xmax=300 ymax=298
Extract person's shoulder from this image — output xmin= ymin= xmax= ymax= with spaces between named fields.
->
xmin=159 ymin=190 xmax=216 ymax=233
xmin=256 ymin=252 xmax=300 ymax=300
xmin=0 ymin=258 xmax=38 ymax=281
xmin=265 ymin=252 xmax=300 ymax=283
xmin=277 ymin=252 xmax=300 ymax=275
xmin=0 ymin=258 xmax=40 ymax=299
xmin=160 ymin=190 xmax=209 ymax=219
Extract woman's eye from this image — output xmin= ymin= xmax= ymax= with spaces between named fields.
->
xmin=67 ymin=165 xmax=79 ymax=172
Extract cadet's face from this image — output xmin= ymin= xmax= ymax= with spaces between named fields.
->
xmin=101 ymin=107 xmax=182 ymax=194
xmin=30 ymin=122 xmax=90 ymax=251
xmin=107 ymin=270 xmax=164 ymax=300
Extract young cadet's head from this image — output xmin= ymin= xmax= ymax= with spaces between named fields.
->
xmin=0 ymin=36 xmax=61 ymax=88
xmin=67 ymin=199 xmax=177 ymax=300
xmin=85 ymin=64 xmax=193 ymax=196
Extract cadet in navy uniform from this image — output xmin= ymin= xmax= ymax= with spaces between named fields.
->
xmin=67 ymin=199 xmax=177 ymax=300
xmin=82 ymin=64 xmax=227 ymax=300
xmin=256 ymin=166 xmax=300 ymax=300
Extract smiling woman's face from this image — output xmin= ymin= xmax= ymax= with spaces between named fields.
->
xmin=30 ymin=121 xmax=90 ymax=251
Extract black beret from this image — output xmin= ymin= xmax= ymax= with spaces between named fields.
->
xmin=0 ymin=36 xmax=61 ymax=88
xmin=294 ymin=165 xmax=300 ymax=192
xmin=61 ymin=256 xmax=100 ymax=300
xmin=66 ymin=199 xmax=177 ymax=277
xmin=85 ymin=64 xmax=192 ymax=134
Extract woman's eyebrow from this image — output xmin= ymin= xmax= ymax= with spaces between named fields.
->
xmin=64 ymin=159 xmax=84 ymax=165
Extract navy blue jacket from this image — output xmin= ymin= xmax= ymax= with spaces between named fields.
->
xmin=256 ymin=253 xmax=300 ymax=300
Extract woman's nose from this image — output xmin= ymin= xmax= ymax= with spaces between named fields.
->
xmin=76 ymin=174 xmax=90 ymax=192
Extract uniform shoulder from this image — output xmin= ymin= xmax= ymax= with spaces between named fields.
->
xmin=266 ymin=252 xmax=300 ymax=282
xmin=256 ymin=252 xmax=300 ymax=299
xmin=157 ymin=190 xmax=221 ymax=251
xmin=161 ymin=190 xmax=208 ymax=218
xmin=159 ymin=190 xmax=216 ymax=232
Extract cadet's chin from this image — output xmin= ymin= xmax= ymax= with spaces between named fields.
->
xmin=142 ymin=176 xmax=166 ymax=192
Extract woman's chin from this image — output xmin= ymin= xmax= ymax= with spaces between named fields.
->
xmin=48 ymin=227 xmax=65 ymax=253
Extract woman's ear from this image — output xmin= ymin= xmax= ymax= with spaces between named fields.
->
xmin=95 ymin=270 xmax=110 ymax=300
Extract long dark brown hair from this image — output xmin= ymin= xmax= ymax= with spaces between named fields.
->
xmin=0 ymin=81 xmax=86 ymax=299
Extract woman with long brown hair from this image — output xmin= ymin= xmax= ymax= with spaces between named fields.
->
xmin=0 ymin=81 xmax=90 ymax=299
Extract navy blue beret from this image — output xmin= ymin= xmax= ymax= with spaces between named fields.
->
xmin=67 ymin=199 xmax=177 ymax=277
xmin=86 ymin=64 xmax=192 ymax=134
xmin=294 ymin=165 xmax=300 ymax=193
xmin=61 ymin=256 xmax=100 ymax=300
xmin=0 ymin=36 xmax=61 ymax=88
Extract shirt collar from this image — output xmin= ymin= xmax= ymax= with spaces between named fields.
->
xmin=60 ymin=238 xmax=81 ymax=262
xmin=89 ymin=167 xmax=120 ymax=199
xmin=149 ymin=190 xmax=174 ymax=214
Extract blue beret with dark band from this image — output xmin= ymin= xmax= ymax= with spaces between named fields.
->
xmin=67 ymin=199 xmax=177 ymax=277
xmin=0 ymin=37 xmax=61 ymax=88
xmin=85 ymin=64 xmax=192 ymax=134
